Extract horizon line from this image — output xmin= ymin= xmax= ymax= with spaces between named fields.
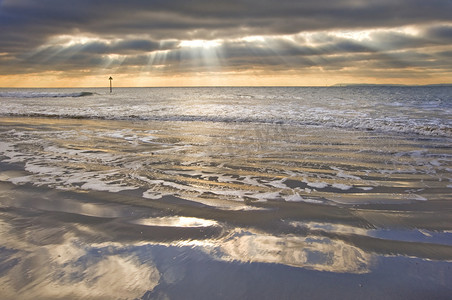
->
xmin=1 ymin=83 xmax=452 ymax=89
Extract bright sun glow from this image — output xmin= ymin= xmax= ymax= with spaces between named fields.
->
xmin=330 ymin=30 xmax=372 ymax=41
xmin=132 ymin=217 xmax=218 ymax=228
xmin=239 ymin=35 xmax=266 ymax=43
xmin=179 ymin=39 xmax=222 ymax=48
xmin=48 ymin=34 xmax=105 ymax=47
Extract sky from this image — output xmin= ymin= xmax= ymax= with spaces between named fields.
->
xmin=0 ymin=0 xmax=451 ymax=87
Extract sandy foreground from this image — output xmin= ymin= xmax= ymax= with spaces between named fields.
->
xmin=1 ymin=178 xmax=452 ymax=299
xmin=0 ymin=115 xmax=451 ymax=299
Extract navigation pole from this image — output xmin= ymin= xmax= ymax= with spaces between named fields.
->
xmin=109 ymin=76 xmax=113 ymax=93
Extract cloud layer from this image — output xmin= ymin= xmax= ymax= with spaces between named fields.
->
xmin=1 ymin=0 xmax=451 ymax=86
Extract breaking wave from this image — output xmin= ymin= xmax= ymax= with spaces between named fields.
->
xmin=1 ymin=111 xmax=451 ymax=137
xmin=0 ymin=91 xmax=94 ymax=98
xmin=0 ymin=87 xmax=450 ymax=137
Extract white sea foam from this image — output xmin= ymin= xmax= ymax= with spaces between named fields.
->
xmin=284 ymin=193 xmax=305 ymax=202
xmin=331 ymin=167 xmax=362 ymax=180
xmin=404 ymin=194 xmax=428 ymax=201
xmin=207 ymin=189 xmax=252 ymax=201
xmin=429 ymin=160 xmax=442 ymax=167
xmin=242 ymin=176 xmax=266 ymax=187
xmin=284 ymin=194 xmax=324 ymax=204
xmin=0 ymin=112 xmax=447 ymax=137
xmin=0 ymin=141 xmax=14 ymax=153
xmin=80 ymin=177 xmax=138 ymax=192
xmin=331 ymin=183 xmax=353 ymax=190
xmin=358 ymin=187 xmax=373 ymax=191
xmin=142 ymin=190 xmax=166 ymax=199
xmin=0 ymin=141 xmax=26 ymax=163
xmin=0 ymin=91 xmax=94 ymax=98
xmin=266 ymin=179 xmax=288 ymax=189
xmin=1 ymin=86 xmax=450 ymax=208
xmin=249 ymin=191 xmax=281 ymax=202
xmin=0 ymin=87 xmax=450 ymax=137
xmin=306 ymin=181 xmax=329 ymax=189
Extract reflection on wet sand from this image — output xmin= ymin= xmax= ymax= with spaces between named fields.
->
xmin=0 ymin=182 xmax=377 ymax=299
xmin=131 ymin=216 xmax=218 ymax=228
xmin=0 ymin=116 xmax=452 ymax=298
xmin=1 ymin=181 xmax=452 ymax=298
xmin=209 ymin=229 xmax=374 ymax=273
xmin=0 ymin=217 xmax=372 ymax=299
xmin=0 ymin=220 xmax=160 ymax=299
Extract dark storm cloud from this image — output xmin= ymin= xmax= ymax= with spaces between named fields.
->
xmin=2 ymin=0 xmax=452 ymax=45
xmin=70 ymin=39 xmax=163 ymax=55
xmin=1 ymin=0 xmax=452 ymax=78
xmin=425 ymin=24 xmax=452 ymax=41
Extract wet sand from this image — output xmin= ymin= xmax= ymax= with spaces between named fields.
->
xmin=0 ymin=116 xmax=452 ymax=299
xmin=1 ymin=179 xmax=452 ymax=299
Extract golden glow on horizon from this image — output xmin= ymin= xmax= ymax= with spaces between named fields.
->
xmin=2 ymin=70 xmax=450 ymax=88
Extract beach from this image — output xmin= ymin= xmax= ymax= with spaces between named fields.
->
xmin=0 ymin=87 xmax=451 ymax=299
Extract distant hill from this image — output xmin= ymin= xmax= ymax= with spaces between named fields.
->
xmin=333 ymin=83 xmax=452 ymax=87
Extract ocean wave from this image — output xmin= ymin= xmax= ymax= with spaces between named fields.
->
xmin=0 ymin=91 xmax=94 ymax=98
xmin=1 ymin=111 xmax=451 ymax=137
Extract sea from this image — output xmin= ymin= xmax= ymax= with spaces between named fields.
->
xmin=0 ymin=86 xmax=451 ymax=299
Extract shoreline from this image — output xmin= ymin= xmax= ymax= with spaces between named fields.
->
xmin=0 ymin=87 xmax=451 ymax=298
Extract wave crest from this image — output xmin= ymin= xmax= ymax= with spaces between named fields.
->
xmin=0 ymin=91 xmax=94 ymax=98
xmin=1 ymin=112 xmax=451 ymax=137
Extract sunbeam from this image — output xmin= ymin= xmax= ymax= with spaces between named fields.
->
xmin=178 ymin=39 xmax=224 ymax=71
